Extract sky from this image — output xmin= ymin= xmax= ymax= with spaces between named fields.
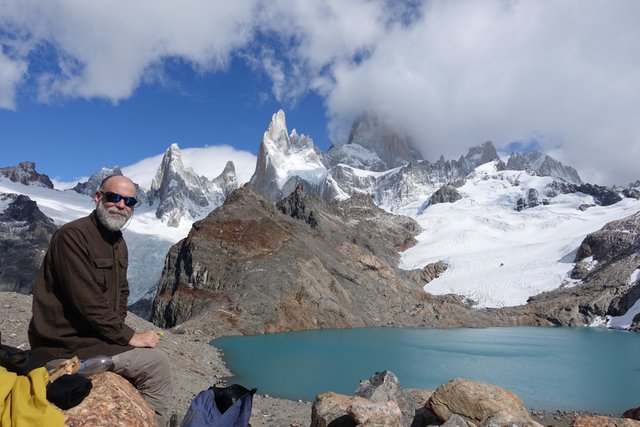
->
xmin=1 ymin=0 xmax=639 ymax=187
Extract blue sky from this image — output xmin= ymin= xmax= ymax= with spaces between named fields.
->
xmin=1 ymin=0 xmax=639 ymax=186
xmin=1 ymin=56 xmax=330 ymax=182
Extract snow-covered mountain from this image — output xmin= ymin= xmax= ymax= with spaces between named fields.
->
xmin=1 ymin=109 xmax=639 ymax=330
xmin=250 ymin=110 xmax=327 ymax=202
xmin=148 ymin=143 xmax=238 ymax=227
xmin=342 ymin=111 xmax=422 ymax=169
xmin=397 ymin=160 xmax=639 ymax=309
xmin=250 ymin=111 xmax=583 ymax=211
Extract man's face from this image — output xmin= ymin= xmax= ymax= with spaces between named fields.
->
xmin=94 ymin=177 xmax=137 ymax=232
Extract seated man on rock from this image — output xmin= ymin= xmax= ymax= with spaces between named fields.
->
xmin=28 ymin=175 xmax=173 ymax=427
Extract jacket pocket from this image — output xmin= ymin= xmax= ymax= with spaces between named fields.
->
xmin=93 ymin=257 xmax=114 ymax=292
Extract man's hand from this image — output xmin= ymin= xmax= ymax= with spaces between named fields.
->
xmin=128 ymin=331 xmax=161 ymax=348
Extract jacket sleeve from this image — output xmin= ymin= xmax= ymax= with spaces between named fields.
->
xmin=51 ymin=227 xmax=135 ymax=345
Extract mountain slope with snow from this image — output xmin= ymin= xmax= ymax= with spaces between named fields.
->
xmin=397 ymin=161 xmax=640 ymax=309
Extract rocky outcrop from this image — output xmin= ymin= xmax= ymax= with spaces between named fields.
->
xmin=573 ymin=414 xmax=640 ymax=426
xmin=148 ymin=143 xmax=238 ymax=227
xmin=507 ymin=151 xmax=582 ymax=185
xmin=429 ymin=184 xmax=462 ymax=206
xmin=62 ymin=371 xmax=156 ymax=426
xmin=0 ymin=161 xmax=54 ymax=188
xmin=0 ymin=162 xmax=53 ymax=188
xmin=0 ymin=194 xmax=57 ymax=294
xmin=545 ymin=181 xmax=622 ymax=206
xmin=428 ymin=378 xmax=542 ymax=426
xmin=622 ymin=188 xmax=640 ymax=200
xmin=311 ymin=372 xmax=549 ymax=427
xmin=151 ymin=183 xmax=433 ymax=334
xmin=574 ymin=210 xmax=640 ymax=265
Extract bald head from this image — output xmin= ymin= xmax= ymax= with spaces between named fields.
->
xmin=93 ymin=175 xmax=137 ymax=231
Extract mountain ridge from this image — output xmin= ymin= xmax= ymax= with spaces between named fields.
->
xmin=1 ymin=109 xmax=639 ymax=333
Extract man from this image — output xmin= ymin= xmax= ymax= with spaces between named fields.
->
xmin=29 ymin=175 xmax=172 ymax=426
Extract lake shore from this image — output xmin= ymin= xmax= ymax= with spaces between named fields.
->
xmin=0 ymin=291 xmax=618 ymax=426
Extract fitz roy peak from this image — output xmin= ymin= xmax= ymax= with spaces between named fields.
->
xmin=250 ymin=110 xmax=326 ymax=202
xmin=250 ymin=110 xmax=583 ymax=210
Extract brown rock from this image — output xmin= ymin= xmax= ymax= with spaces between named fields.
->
xmin=311 ymin=392 xmax=366 ymax=427
xmin=573 ymin=414 xmax=640 ymax=426
xmin=428 ymin=378 xmax=542 ymax=427
xmin=62 ymin=371 xmax=156 ymax=427
xmin=623 ymin=407 xmax=640 ymax=420
xmin=348 ymin=400 xmax=403 ymax=426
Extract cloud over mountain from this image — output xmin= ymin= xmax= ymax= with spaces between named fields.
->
xmin=1 ymin=0 xmax=639 ymax=185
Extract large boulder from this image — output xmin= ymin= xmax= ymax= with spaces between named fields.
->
xmin=62 ymin=372 xmax=156 ymax=426
xmin=355 ymin=370 xmax=423 ymax=426
xmin=428 ymin=378 xmax=542 ymax=427
xmin=311 ymin=391 xmax=403 ymax=427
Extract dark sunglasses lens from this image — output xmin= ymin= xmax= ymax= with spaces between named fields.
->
xmin=104 ymin=192 xmax=137 ymax=207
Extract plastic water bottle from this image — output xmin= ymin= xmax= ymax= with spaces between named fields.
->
xmin=77 ymin=355 xmax=114 ymax=376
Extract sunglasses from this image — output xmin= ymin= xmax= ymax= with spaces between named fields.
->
xmin=100 ymin=191 xmax=138 ymax=207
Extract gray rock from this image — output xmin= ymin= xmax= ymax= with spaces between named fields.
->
xmin=506 ymin=151 xmax=582 ymax=184
xmin=355 ymin=371 xmax=418 ymax=426
xmin=0 ymin=194 xmax=57 ymax=294
xmin=429 ymin=184 xmax=462 ymax=205
xmin=0 ymin=161 xmax=54 ymax=188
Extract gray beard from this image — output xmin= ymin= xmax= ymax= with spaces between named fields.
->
xmin=96 ymin=202 xmax=130 ymax=232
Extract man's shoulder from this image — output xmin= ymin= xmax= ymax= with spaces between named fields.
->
xmin=59 ymin=213 xmax=95 ymax=232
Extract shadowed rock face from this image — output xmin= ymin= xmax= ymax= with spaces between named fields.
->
xmin=151 ymin=183 xmax=431 ymax=334
xmin=0 ymin=194 xmax=57 ymax=294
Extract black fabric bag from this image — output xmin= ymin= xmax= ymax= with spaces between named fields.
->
xmin=46 ymin=374 xmax=93 ymax=409
xmin=0 ymin=343 xmax=44 ymax=376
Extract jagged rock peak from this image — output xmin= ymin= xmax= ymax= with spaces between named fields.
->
xmin=464 ymin=141 xmax=498 ymax=165
xmin=149 ymin=143 xmax=213 ymax=227
xmin=251 ymin=110 xmax=327 ymax=202
xmin=265 ymin=109 xmax=290 ymax=151
xmin=71 ymin=166 xmax=124 ymax=196
xmin=211 ymin=161 xmax=238 ymax=197
xmin=346 ymin=111 xmax=422 ymax=169
xmin=0 ymin=161 xmax=54 ymax=188
xmin=506 ymin=151 xmax=582 ymax=184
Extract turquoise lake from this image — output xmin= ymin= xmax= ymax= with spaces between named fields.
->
xmin=212 ymin=326 xmax=640 ymax=414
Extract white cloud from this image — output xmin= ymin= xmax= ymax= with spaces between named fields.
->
xmin=1 ymin=0 xmax=639 ymax=185
xmin=1 ymin=0 xmax=259 ymax=102
xmin=0 ymin=48 xmax=27 ymax=109
xmin=322 ymin=1 xmax=640 ymax=185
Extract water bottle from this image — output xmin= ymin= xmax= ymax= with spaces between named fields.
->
xmin=77 ymin=355 xmax=114 ymax=376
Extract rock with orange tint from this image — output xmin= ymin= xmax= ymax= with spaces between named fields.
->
xmin=62 ymin=372 xmax=156 ymax=427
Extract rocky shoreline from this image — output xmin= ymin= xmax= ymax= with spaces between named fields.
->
xmin=0 ymin=291 xmax=624 ymax=426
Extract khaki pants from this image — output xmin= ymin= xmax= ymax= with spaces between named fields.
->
xmin=112 ymin=348 xmax=173 ymax=427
